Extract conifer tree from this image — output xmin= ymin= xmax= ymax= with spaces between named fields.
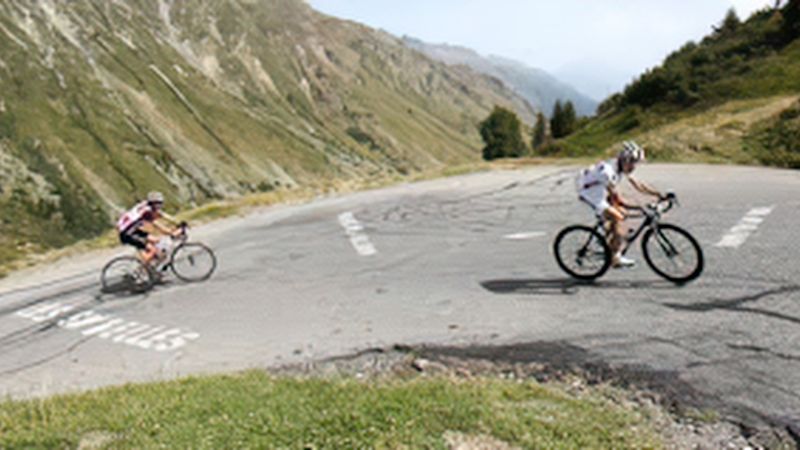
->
xmin=532 ymin=112 xmax=547 ymax=150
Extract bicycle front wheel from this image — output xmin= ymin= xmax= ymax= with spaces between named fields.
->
xmin=170 ymin=243 xmax=217 ymax=282
xmin=101 ymin=256 xmax=154 ymax=294
xmin=553 ymin=225 xmax=612 ymax=281
xmin=642 ymin=224 xmax=704 ymax=284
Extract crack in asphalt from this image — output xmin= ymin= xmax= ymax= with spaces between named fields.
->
xmin=0 ymin=281 xmax=100 ymax=318
xmin=0 ymin=335 xmax=94 ymax=377
xmin=663 ymin=286 xmax=800 ymax=328
xmin=727 ymin=343 xmax=800 ymax=363
xmin=361 ymin=170 xmax=573 ymax=231
xmin=0 ymin=269 xmax=98 ymax=299
xmin=0 ymin=300 xmax=98 ymax=351
xmin=665 ymin=285 xmax=800 ymax=312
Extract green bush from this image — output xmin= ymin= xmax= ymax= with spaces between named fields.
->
xmin=479 ymin=106 xmax=528 ymax=160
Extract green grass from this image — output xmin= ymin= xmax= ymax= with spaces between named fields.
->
xmin=744 ymin=99 xmax=800 ymax=168
xmin=0 ymin=372 xmax=661 ymax=449
xmin=555 ymin=95 xmax=799 ymax=165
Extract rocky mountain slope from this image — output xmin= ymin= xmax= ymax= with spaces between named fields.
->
xmin=0 ymin=0 xmax=534 ymax=266
xmin=403 ymin=37 xmax=598 ymax=116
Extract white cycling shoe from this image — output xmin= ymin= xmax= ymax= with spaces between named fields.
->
xmin=613 ymin=255 xmax=636 ymax=268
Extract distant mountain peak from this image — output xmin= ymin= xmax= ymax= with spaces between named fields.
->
xmin=403 ymin=36 xmax=598 ymax=116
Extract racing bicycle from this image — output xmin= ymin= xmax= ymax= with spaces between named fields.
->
xmin=101 ymin=223 xmax=217 ymax=294
xmin=553 ymin=193 xmax=704 ymax=284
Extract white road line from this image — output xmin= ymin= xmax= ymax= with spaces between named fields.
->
xmin=715 ymin=206 xmax=774 ymax=248
xmin=15 ymin=302 xmax=199 ymax=352
xmin=504 ymin=231 xmax=546 ymax=240
xmin=338 ymin=212 xmax=377 ymax=256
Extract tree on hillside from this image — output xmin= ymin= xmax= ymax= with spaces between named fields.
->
xmin=563 ymin=101 xmax=577 ymax=132
xmin=479 ymin=106 xmax=527 ymax=160
xmin=550 ymin=101 xmax=563 ymax=137
xmin=550 ymin=101 xmax=564 ymax=138
xmin=531 ymin=112 xmax=548 ymax=150
xmin=717 ymin=8 xmax=741 ymax=34
xmin=550 ymin=100 xmax=578 ymax=139
xmin=782 ymin=0 xmax=800 ymax=42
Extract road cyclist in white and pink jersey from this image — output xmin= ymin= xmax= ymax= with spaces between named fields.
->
xmin=576 ymin=141 xmax=664 ymax=268
xmin=117 ymin=191 xmax=182 ymax=267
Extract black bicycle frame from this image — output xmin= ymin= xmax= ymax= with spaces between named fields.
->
xmin=591 ymin=209 xmax=656 ymax=256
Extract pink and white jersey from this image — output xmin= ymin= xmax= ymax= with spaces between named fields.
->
xmin=116 ymin=201 xmax=157 ymax=233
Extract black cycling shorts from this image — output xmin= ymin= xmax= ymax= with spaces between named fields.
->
xmin=120 ymin=229 xmax=149 ymax=250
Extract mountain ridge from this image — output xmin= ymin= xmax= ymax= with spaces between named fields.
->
xmin=402 ymin=36 xmax=598 ymax=116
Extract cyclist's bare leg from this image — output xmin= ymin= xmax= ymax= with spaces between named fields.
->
xmin=603 ymin=206 xmax=626 ymax=257
xmin=139 ymin=239 xmax=160 ymax=266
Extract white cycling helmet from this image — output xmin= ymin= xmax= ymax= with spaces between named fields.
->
xmin=618 ymin=141 xmax=645 ymax=164
xmin=147 ymin=191 xmax=165 ymax=204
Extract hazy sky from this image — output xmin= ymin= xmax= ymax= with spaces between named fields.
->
xmin=308 ymin=0 xmax=773 ymax=101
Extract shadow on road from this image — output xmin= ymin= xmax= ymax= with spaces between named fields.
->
xmin=480 ymin=277 xmax=676 ymax=296
xmin=664 ymin=285 xmax=800 ymax=326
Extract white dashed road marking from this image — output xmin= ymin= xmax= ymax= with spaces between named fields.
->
xmin=504 ymin=231 xmax=546 ymax=240
xmin=715 ymin=206 xmax=774 ymax=248
xmin=15 ymin=302 xmax=199 ymax=352
xmin=338 ymin=212 xmax=377 ymax=256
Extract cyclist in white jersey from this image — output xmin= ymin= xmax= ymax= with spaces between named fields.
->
xmin=117 ymin=191 xmax=181 ymax=266
xmin=576 ymin=141 xmax=663 ymax=267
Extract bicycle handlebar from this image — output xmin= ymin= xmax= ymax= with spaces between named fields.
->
xmin=172 ymin=221 xmax=190 ymax=241
xmin=626 ymin=195 xmax=678 ymax=219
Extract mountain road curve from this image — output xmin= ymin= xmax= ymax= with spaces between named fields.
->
xmin=0 ymin=164 xmax=798 ymax=429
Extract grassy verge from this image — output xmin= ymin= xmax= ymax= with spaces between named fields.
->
xmin=0 ymin=371 xmax=661 ymax=449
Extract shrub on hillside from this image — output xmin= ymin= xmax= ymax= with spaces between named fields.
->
xmin=479 ymin=106 xmax=528 ymax=160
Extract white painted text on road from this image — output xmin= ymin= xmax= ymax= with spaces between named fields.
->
xmin=16 ymin=302 xmax=199 ymax=352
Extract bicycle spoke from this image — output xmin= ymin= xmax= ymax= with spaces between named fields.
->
xmin=645 ymin=227 xmax=700 ymax=281
xmin=556 ymin=226 xmax=609 ymax=279
xmin=171 ymin=243 xmax=216 ymax=282
xmin=101 ymin=257 xmax=153 ymax=294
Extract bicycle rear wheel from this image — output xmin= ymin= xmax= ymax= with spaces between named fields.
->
xmin=554 ymin=225 xmax=612 ymax=281
xmin=100 ymin=256 xmax=154 ymax=294
xmin=170 ymin=242 xmax=217 ymax=282
xmin=642 ymin=224 xmax=704 ymax=284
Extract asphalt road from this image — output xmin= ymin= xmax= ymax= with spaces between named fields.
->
xmin=0 ymin=164 xmax=798 ymax=429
